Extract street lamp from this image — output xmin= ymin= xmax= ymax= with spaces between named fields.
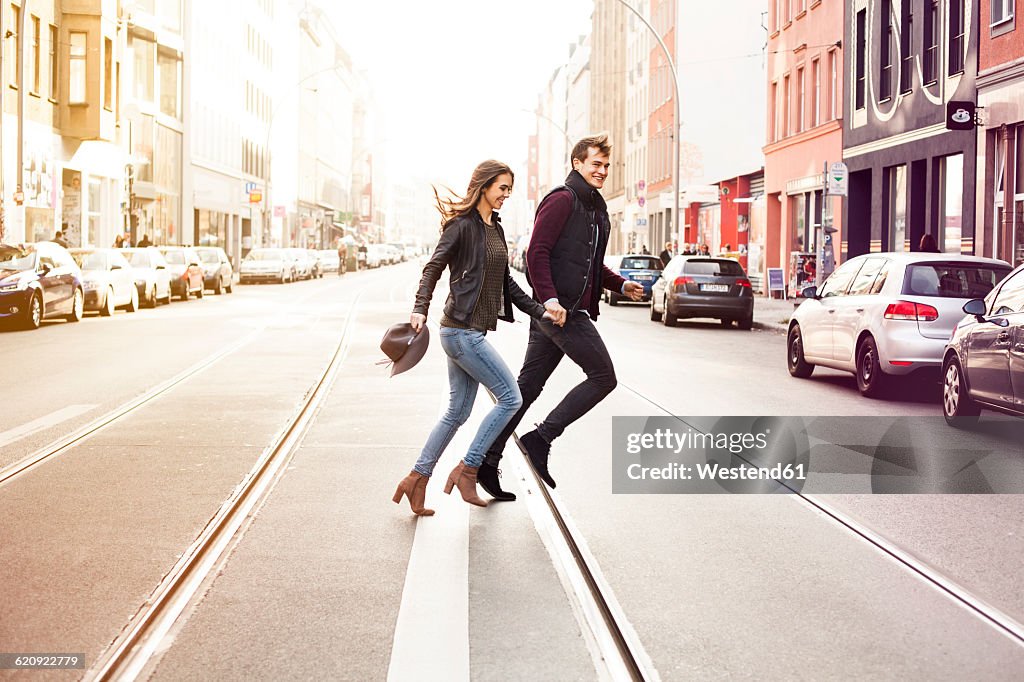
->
xmin=613 ymin=0 xmax=680 ymax=248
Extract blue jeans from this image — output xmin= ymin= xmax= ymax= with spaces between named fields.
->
xmin=413 ymin=327 xmax=523 ymax=476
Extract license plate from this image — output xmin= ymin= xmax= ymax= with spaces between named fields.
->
xmin=700 ymin=283 xmax=729 ymax=292
xmin=633 ymin=275 xmax=653 ymax=281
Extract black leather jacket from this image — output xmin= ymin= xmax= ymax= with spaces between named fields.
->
xmin=413 ymin=211 xmax=545 ymax=325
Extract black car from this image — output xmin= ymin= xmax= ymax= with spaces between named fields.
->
xmin=0 ymin=242 xmax=84 ymax=329
xmin=650 ymin=256 xmax=755 ymax=329
xmin=942 ymin=262 xmax=1024 ymax=425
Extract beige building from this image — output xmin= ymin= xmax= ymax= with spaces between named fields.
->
xmin=591 ymin=0 xmax=628 ymax=253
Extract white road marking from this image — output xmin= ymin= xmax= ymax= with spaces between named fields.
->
xmin=0 ymin=404 xmax=98 ymax=449
xmin=388 ymin=328 xmax=472 ymax=682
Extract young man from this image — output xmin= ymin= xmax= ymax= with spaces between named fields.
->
xmin=659 ymin=241 xmax=674 ymax=266
xmin=477 ymin=134 xmax=644 ymax=499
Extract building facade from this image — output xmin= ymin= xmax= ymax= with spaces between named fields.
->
xmin=976 ymin=0 xmax=1024 ymax=266
xmin=591 ymin=0 xmax=628 ymax=253
xmin=623 ymin=0 xmax=650 ymax=255
xmin=843 ymin=0 xmax=979 ymax=259
xmin=764 ymin=0 xmax=845 ymax=292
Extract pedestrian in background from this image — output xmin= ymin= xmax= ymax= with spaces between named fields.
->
xmin=919 ymin=234 xmax=940 ymax=253
xmin=659 ymin=241 xmax=673 ymax=266
xmin=699 ymin=243 xmax=710 ymax=256
xmin=113 ymin=234 xmax=124 ymax=248
xmin=392 ymin=160 xmax=560 ymax=516
xmin=137 ymin=234 xmax=152 ymax=247
xmin=53 ymin=230 xmax=69 ymax=248
xmin=479 ymin=133 xmax=644 ymax=498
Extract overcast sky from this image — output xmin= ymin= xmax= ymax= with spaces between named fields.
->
xmin=328 ymin=0 xmax=593 ymax=191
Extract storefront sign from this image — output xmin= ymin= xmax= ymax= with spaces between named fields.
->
xmin=825 ymin=162 xmax=848 ymax=197
xmin=946 ymin=101 xmax=976 ymax=131
xmin=767 ymin=268 xmax=785 ymax=295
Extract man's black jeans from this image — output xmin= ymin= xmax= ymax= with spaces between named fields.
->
xmin=484 ymin=312 xmax=616 ymax=466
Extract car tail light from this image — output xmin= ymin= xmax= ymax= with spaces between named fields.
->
xmin=736 ymin=278 xmax=752 ymax=288
xmin=889 ymin=360 xmax=913 ymax=366
xmin=884 ymin=300 xmax=939 ymax=322
xmin=673 ymin=276 xmax=693 ymax=287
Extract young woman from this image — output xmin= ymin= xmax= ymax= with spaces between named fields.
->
xmin=392 ymin=160 xmax=561 ymax=515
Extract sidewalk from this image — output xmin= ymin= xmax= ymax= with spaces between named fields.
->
xmin=752 ymin=294 xmax=802 ymax=333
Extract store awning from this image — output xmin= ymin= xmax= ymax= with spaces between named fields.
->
xmin=67 ymin=141 xmax=129 ymax=179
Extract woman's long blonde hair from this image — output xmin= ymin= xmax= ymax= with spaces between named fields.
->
xmin=433 ymin=160 xmax=514 ymax=231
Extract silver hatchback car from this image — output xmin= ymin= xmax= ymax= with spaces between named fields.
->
xmin=787 ymin=252 xmax=1011 ymax=397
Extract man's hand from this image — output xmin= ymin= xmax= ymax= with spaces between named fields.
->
xmin=544 ymin=300 xmax=567 ymax=327
xmin=410 ymin=313 xmax=427 ymax=333
xmin=623 ymin=281 xmax=645 ymax=301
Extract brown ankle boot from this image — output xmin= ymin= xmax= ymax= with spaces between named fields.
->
xmin=392 ymin=471 xmax=435 ymax=516
xmin=443 ymin=462 xmax=488 ymax=507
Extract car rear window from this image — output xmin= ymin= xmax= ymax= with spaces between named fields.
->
xmin=246 ymin=249 xmax=282 ymax=260
xmin=163 ymin=251 xmax=185 ymax=264
xmin=124 ymin=251 xmax=151 ymax=266
xmin=683 ymin=259 xmax=744 ymax=276
xmin=903 ymin=263 xmax=1011 ymax=298
xmin=621 ymin=257 xmax=662 ymax=270
xmin=198 ymin=250 xmax=219 ymax=263
xmin=72 ymin=252 xmax=106 ymax=270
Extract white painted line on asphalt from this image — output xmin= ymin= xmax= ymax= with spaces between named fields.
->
xmin=388 ymin=331 xmax=472 ymax=682
xmin=0 ymin=404 xmax=98 ymax=449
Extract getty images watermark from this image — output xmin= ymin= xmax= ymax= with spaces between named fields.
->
xmin=612 ymin=416 xmax=1024 ymax=494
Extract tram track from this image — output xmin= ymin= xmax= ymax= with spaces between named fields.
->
xmin=85 ymin=287 xmax=365 ymax=681
xmin=617 ymin=380 xmax=1024 ymax=648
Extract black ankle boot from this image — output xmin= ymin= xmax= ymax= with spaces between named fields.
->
xmin=477 ymin=462 xmax=516 ymax=501
xmin=520 ymin=430 xmax=555 ymax=488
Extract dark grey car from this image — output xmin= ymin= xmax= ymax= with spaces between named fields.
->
xmin=942 ymin=262 xmax=1024 ymax=425
xmin=650 ymin=256 xmax=754 ymax=329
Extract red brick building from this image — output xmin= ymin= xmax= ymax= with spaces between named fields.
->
xmin=976 ymin=0 xmax=1024 ymax=266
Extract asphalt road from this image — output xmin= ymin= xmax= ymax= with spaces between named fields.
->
xmin=0 ymin=261 xmax=1021 ymax=680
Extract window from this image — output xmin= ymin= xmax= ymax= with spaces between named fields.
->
xmin=855 ymin=9 xmax=866 ymax=110
xmin=812 ymin=59 xmax=820 ymax=127
xmin=991 ymin=270 xmax=1024 ymax=315
xmin=158 ymin=50 xmax=179 ymax=118
xmin=69 ymin=31 xmax=87 ymax=104
xmin=870 ymin=261 xmax=891 ymax=294
xmin=30 ymin=15 xmax=39 ymax=93
xmin=820 ymin=258 xmax=864 ymax=298
xmin=887 ymin=165 xmax=907 ymax=251
xmin=949 ymin=0 xmax=965 ymax=75
xmin=104 ymin=38 xmax=112 ymax=110
xmin=924 ymin=0 xmax=939 ymax=84
xmin=829 ymin=50 xmax=838 ymax=120
xmin=133 ymin=37 xmax=155 ymax=102
xmin=939 ymin=154 xmax=964 ymax=254
xmin=770 ymin=81 xmax=778 ymax=141
xmin=783 ymin=74 xmax=790 ymax=136
xmin=991 ymin=0 xmax=1014 ymax=26
xmin=847 ymin=258 xmax=886 ymax=296
xmin=48 ymin=24 xmax=57 ymax=100
xmin=774 ymin=0 xmax=781 ymax=31
xmin=900 ymin=0 xmax=913 ymax=93
xmin=9 ymin=4 xmax=20 ymax=86
xmin=881 ymin=0 xmax=894 ymax=100
xmin=797 ymin=67 xmax=805 ymax=133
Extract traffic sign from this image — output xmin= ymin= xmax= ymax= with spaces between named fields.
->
xmin=826 ymin=162 xmax=848 ymax=197
xmin=249 ymin=192 xmax=263 ymax=203
xmin=245 ymin=182 xmax=257 ymax=194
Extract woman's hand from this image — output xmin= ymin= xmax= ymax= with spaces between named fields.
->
xmin=410 ymin=313 xmax=427 ymax=333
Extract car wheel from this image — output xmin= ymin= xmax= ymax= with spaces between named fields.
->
xmin=100 ymin=288 xmax=116 ymax=316
xmin=145 ymin=285 xmax=157 ymax=308
xmin=196 ymin=282 xmax=204 ymax=299
xmin=214 ymin=277 xmax=223 ymax=295
xmin=650 ymin=299 xmax=662 ymax=322
xmin=738 ymin=313 xmax=753 ymax=330
xmin=856 ymin=336 xmax=889 ymax=398
xmin=24 ymin=291 xmax=43 ymax=329
xmin=226 ymin=279 xmax=233 ymax=294
xmin=126 ymin=286 xmax=139 ymax=313
xmin=608 ymin=292 xmax=619 ymax=306
xmin=66 ymin=288 xmax=84 ymax=322
xmin=787 ymin=324 xmax=814 ymax=378
xmin=662 ymin=296 xmax=677 ymax=327
xmin=181 ymin=283 xmax=190 ymax=301
xmin=162 ymin=286 xmax=173 ymax=305
xmin=720 ymin=318 xmax=733 ymax=327
xmin=942 ymin=355 xmax=980 ymax=427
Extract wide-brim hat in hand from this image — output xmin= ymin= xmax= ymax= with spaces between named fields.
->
xmin=379 ymin=323 xmax=429 ymax=377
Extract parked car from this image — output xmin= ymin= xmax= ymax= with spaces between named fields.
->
xmin=0 ymin=241 xmax=84 ymax=329
xmin=650 ymin=256 xmax=754 ymax=329
xmin=941 ymin=261 xmax=1024 ymax=425
xmin=159 ymin=246 xmax=205 ymax=300
xmin=306 ymin=249 xmax=324 ymax=278
xmin=603 ymin=254 xmax=663 ymax=305
xmin=286 ymin=248 xmax=313 ymax=279
xmin=787 ymin=252 xmax=1012 ymax=397
xmin=239 ymin=248 xmax=294 ymax=284
xmin=318 ymin=249 xmax=340 ymax=274
xmin=388 ymin=243 xmax=406 ymax=263
xmin=123 ymin=247 xmax=173 ymax=307
xmin=403 ymin=245 xmax=421 ymax=261
xmin=69 ymin=248 xmax=139 ymax=315
xmin=195 ymin=246 xmax=234 ymax=294
xmin=366 ymin=244 xmax=386 ymax=268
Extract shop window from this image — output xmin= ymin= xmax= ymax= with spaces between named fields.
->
xmin=939 ymin=154 xmax=963 ymax=254
xmin=887 ymin=165 xmax=907 ymax=251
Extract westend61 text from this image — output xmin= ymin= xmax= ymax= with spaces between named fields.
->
xmin=627 ymin=462 xmax=807 ymax=481
xmin=625 ymin=428 xmax=770 ymax=455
